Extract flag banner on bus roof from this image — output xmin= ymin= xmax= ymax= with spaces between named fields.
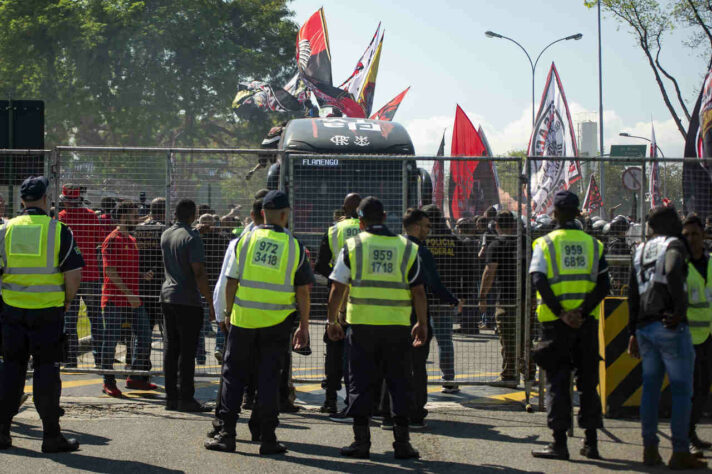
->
xmin=370 ymin=87 xmax=409 ymax=122
xmin=357 ymin=33 xmax=384 ymax=117
xmin=683 ymin=66 xmax=712 ymax=218
xmin=649 ymin=122 xmax=661 ymax=209
xmin=432 ymin=130 xmax=445 ymax=210
xmin=582 ymin=174 xmax=602 ymax=213
xmin=340 ymin=23 xmax=381 ymax=99
xmin=232 ymin=76 xmax=306 ymax=113
xmin=297 ymin=8 xmax=365 ymax=117
xmin=527 ymin=63 xmax=581 ymax=216
xmin=449 ymin=105 xmax=498 ymax=219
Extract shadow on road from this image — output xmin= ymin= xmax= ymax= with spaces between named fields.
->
xmin=1 ymin=447 xmax=184 ymax=473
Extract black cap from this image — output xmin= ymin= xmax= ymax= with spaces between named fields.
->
xmin=553 ymin=190 xmax=580 ymax=211
xmin=262 ymin=190 xmax=290 ymax=210
xmin=20 ymin=176 xmax=49 ymax=201
xmin=357 ymin=196 xmax=385 ymax=222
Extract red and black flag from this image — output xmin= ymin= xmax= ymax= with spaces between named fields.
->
xmin=370 ymin=87 xmax=410 ymax=122
xmin=683 ymin=65 xmax=712 ymax=218
xmin=449 ymin=105 xmax=498 ymax=219
xmin=297 ymin=9 xmax=365 ymax=117
xmin=582 ymin=174 xmax=603 ymax=213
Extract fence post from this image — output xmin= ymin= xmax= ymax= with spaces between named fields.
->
xmin=50 ymin=148 xmax=60 ymax=208
xmin=165 ymin=150 xmax=172 ymax=221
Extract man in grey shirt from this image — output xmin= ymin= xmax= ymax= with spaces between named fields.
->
xmin=161 ymin=198 xmax=215 ymax=412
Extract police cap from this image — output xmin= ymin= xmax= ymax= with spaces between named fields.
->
xmin=20 ymin=176 xmax=49 ymax=201
xmin=262 ymin=190 xmax=290 ymax=210
xmin=553 ymin=190 xmax=580 ymax=211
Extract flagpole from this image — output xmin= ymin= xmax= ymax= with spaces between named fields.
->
xmin=598 ymin=0 xmax=605 ymax=218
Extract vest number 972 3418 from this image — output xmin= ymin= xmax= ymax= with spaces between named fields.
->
xmin=253 ymin=240 xmax=283 ymax=269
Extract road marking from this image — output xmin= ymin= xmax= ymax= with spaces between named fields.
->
xmin=489 ymin=390 xmax=539 ymax=402
xmin=24 ymin=378 xmax=105 ymax=393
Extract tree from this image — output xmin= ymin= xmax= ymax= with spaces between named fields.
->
xmin=0 ymin=0 xmax=299 ymax=147
xmin=585 ymin=0 xmax=712 ymax=138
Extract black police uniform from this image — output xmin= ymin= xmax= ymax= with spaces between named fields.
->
xmin=0 ymin=178 xmax=85 ymax=452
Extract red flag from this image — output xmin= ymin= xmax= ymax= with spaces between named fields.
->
xmin=297 ymin=9 xmax=365 ymax=117
xmin=432 ymin=131 xmax=445 ymax=209
xmin=582 ymin=175 xmax=602 ymax=213
xmin=370 ymin=87 xmax=410 ymax=122
xmin=449 ymin=105 xmax=486 ymax=220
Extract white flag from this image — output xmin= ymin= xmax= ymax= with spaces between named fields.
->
xmin=527 ymin=63 xmax=582 ymax=216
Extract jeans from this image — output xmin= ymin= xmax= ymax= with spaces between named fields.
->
xmin=64 ymin=280 xmax=102 ymax=364
xmin=196 ymin=304 xmax=213 ymax=363
xmin=431 ymin=307 xmax=455 ymax=381
xmin=480 ymin=292 xmax=496 ymax=326
xmin=216 ymin=324 xmax=226 ymax=353
xmin=636 ymin=321 xmax=695 ymax=452
xmin=691 ymin=335 xmax=712 ymax=436
xmin=101 ymin=304 xmax=152 ymax=385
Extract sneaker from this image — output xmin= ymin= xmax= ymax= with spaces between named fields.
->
xmin=441 ymin=381 xmax=460 ymax=394
xmin=410 ymin=420 xmax=428 ymax=430
xmin=214 ymin=350 xmax=224 ymax=364
xmin=329 ymin=411 xmax=353 ymax=423
xmin=102 ymin=384 xmax=123 ymax=398
xmin=126 ymin=378 xmax=158 ymax=391
xmin=488 ymin=378 xmax=519 ymax=389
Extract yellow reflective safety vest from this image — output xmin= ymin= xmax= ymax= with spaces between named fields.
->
xmin=345 ymin=232 xmax=418 ymax=326
xmin=329 ymin=218 xmax=361 ymax=265
xmin=532 ymin=229 xmax=603 ymax=322
xmin=231 ymin=227 xmax=300 ymax=329
xmin=687 ymin=257 xmax=712 ymax=345
xmin=0 ymin=214 xmax=65 ymax=309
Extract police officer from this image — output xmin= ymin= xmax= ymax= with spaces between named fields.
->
xmin=314 ymin=192 xmax=361 ymax=414
xmin=529 ymin=191 xmax=610 ymax=460
xmin=627 ymin=206 xmax=704 ymax=469
xmin=683 ymin=215 xmax=712 ymax=457
xmin=327 ymin=196 xmax=428 ymax=459
xmin=205 ymin=191 xmax=313 ymax=455
xmin=0 ymin=176 xmax=85 ymax=453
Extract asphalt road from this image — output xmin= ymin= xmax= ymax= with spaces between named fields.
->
xmin=5 ymin=396 xmax=709 ymax=473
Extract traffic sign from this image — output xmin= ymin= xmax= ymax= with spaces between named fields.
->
xmin=622 ymin=166 xmax=642 ymax=191
xmin=610 ymin=145 xmax=647 ymax=157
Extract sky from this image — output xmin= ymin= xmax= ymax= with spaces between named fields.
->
xmin=289 ymin=0 xmax=708 ymax=157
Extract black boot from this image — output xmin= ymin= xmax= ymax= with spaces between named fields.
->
xmin=206 ymin=418 xmax=223 ymax=439
xmin=340 ymin=425 xmax=371 ymax=459
xmin=393 ymin=425 xmax=419 ymax=459
xmin=0 ymin=424 xmax=11 ymax=450
xmin=42 ymin=434 xmax=80 ymax=453
xmin=532 ymin=443 xmax=569 ymax=460
xmin=259 ymin=431 xmax=286 ymax=456
xmin=580 ymin=429 xmax=601 ymax=459
xmin=204 ymin=431 xmax=236 ymax=452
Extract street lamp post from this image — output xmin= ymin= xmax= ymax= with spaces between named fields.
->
xmin=485 ymin=31 xmax=583 ymax=126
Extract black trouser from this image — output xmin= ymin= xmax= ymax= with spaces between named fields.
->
xmin=218 ymin=317 xmax=292 ymax=442
xmin=162 ymin=303 xmax=203 ymax=401
xmin=279 ymin=326 xmax=294 ymax=405
xmin=323 ymin=328 xmax=346 ymax=402
xmin=691 ymin=335 xmax=712 ymax=436
xmin=410 ymin=320 xmax=434 ymax=422
xmin=345 ymin=324 xmax=413 ymax=426
xmin=0 ymin=305 xmax=64 ymax=436
xmin=541 ymin=318 xmax=603 ymax=434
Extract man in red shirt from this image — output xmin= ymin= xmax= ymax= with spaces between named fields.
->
xmin=59 ymin=184 xmax=104 ymax=368
xmin=100 ymin=201 xmax=155 ymax=397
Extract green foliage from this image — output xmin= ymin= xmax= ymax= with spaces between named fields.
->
xmin=0 ymin=0 xmax=299 ymax=147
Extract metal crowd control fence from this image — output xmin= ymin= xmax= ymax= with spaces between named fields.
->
xmin=3 ymin=148 xmax=702 ymax=398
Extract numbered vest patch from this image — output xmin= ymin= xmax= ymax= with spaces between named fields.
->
xmin=252 ymin=239 xmax=284 ymax=270
xmin=369 ymin=246 xmax=396 ymax=274
xmin=561 ymin=241 xmax=588 ymax=270
xmin=343 ymin=226 xmax=360 ymax=239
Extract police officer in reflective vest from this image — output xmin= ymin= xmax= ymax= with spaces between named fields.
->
xmin=0 ymin=176 xmax=84 ymax=453
xmin=205 ymin=190 xmax=313 ymax=455
xmin=327 ymin=196 xmax=428 ymax=459
xmin=682 ymin=215 xmax=712 ymax=457
xmin=529 ymin=191 xmax=610 ymax=461
xmin=314 ymin=192 xmax=361 ymax=414
xmin=627 ymin=206 xmax=703 ymax=469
